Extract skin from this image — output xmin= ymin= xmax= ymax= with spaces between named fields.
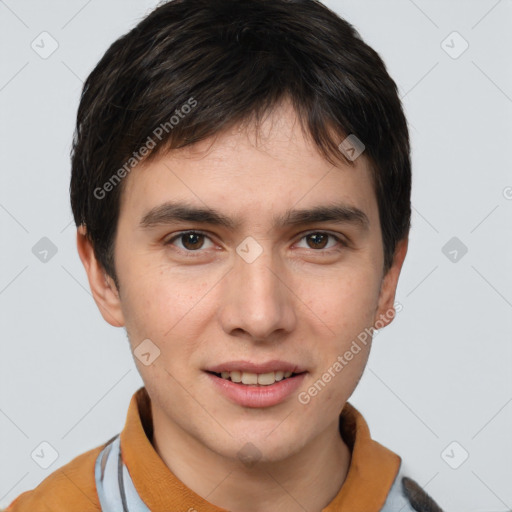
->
xmin=77 ymin=99 xmax=408 ymax=512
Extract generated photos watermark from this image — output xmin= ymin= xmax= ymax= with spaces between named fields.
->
xmin=298 ymin=301 xmax=403 ymax=405
xmin=94 ymin=97 xmax=198 ymax=200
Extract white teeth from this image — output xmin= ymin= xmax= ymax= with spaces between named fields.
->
xmin=230 ymin=370 xmax=242 ymax=383
xmin=257 ymin=372 xmax=275 ymax=385
xmin=217 ymin=370 xmax=297 ymax=385
xmin=241 ymin=372 xmax=258 ymax=385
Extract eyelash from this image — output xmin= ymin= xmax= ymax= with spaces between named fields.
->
xmin=164 ymin=230 xmax=347 ymax=257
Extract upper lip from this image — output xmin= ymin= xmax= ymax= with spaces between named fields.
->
xmin=205 ymin=360 xmax=307 ymax=374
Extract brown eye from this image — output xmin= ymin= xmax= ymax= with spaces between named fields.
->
xmin=296 ymin=232 xmax=345 ymax=252
xmin=181 ymin=232 xmax=205 ymax=250
xmin=166 ymin=231 xmax=214 ymax=252
xmin=306 ymin=233 xmax=329 ymax=249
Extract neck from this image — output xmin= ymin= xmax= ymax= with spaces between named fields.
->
xmin=151 ymin=411 xmax=352 ymax=512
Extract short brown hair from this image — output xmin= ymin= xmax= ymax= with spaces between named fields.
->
xmin=70 ymin=0 xmax=411 ymax=286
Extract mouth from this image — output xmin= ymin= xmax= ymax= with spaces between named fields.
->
xmin=206 ymin=370 xmax=306 ymax=386
xmin=204 ymin=366 xmax=308 ymax=408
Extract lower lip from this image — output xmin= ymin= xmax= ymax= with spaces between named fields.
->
xmin=205 ymin=372 xmax=307 ymax=408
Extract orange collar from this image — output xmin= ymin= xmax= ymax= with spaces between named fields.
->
xmin=120 ymin=387 xmax=401 ymax=512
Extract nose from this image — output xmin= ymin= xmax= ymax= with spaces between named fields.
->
xmin=218 ymin=241 xmax=297 ymax=342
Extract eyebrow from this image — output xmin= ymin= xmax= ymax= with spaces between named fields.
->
xmin=139 ymin=200 xmax=370 ymax=232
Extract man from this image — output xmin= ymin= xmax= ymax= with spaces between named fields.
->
xmin=7 ymin=0 xmax=445 ymax=510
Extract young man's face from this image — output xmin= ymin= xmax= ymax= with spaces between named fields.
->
xmin=79 ymin=99 xmax=407 ymax=465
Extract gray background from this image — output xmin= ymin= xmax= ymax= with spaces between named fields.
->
xmin=1 ymin=0 xmax=511 ymax=510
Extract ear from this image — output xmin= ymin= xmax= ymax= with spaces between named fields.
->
xmin=373 ymin=237 xmax=408 ymax=329
xmin=76 ymin=225 xmax=125 ymax=327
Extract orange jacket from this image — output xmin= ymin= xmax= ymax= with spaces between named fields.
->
xmin=6 ymin=386 xmax=443 ymax=511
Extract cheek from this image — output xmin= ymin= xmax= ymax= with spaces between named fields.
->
xmin=119 ymin=265 xmax=214 ymax=347
xmin=116 ymin=266 xmax=166 ymax=341
xmin=308 ymin=271 xmax=380 ymax=336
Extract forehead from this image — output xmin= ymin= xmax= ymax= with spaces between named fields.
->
xmin=118 ymin=101 xmax=378 ymax=230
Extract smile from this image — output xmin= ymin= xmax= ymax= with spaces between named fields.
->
xmin=211 ymin=370 xmax=299 ymax=386
xmin=205 ymin=370 xmax=308 ymax=408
